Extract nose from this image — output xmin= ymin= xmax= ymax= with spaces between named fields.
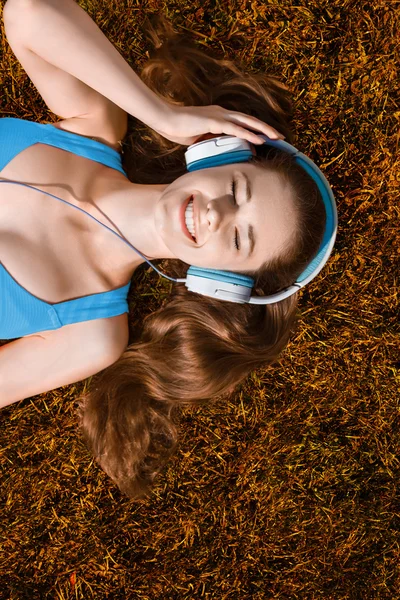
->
xmin=206 ymin=203 xmax=221 ymax=232
xmin=206 ymin=198 xmax=233 ymax=232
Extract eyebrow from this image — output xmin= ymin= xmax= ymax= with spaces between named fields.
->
xmin=242 ymin=172 xmax=255 ymax=257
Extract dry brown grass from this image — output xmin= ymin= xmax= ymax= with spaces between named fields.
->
xmin=0 ymin=0 xmax=399 ymax=598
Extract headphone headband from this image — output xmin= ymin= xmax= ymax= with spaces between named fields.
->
xmin=257 ymin=137 xmax=337 ymax=286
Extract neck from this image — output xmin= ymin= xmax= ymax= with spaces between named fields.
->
xmin=93 ymin=171 xmax=174 ymax=274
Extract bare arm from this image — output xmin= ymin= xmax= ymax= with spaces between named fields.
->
xmin=3 ymin=0 xmax=171 ymax=129
xmin=0 ymin=316 xmax=128 ymax=409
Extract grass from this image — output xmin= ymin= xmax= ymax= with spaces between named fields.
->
xmin=0 ymin=0 xmax=399 ymax=598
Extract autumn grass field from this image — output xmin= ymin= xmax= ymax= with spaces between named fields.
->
xmin=0 ymin=0 xmax=399 ymax=598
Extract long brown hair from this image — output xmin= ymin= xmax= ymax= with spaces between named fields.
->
xmin=78 ymin=14 xmax=326 ymax=499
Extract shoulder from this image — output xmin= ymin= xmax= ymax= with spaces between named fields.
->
xmin=50 ymin=107 xmax=128 ymax=152
xmin=41 ymin=312 xmax=129 ymax=360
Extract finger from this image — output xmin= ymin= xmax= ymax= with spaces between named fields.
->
xmin=227 ymin=113 xmax=285 ymax=139
xmin=236 ymin=114 xmax=284 ymax=139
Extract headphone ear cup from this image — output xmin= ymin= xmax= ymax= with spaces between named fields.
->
xmin=185 ymin=136 xmax=254 ymax=172
xmin=187 ymin=150 xmax=253 ymax=172
xmin=185 ymin=133 xmax=255 ymax=172
xmin=187 ymin=266 xmax=254 ymax=287
xmin=185 ymin=266 xmax=254 ymax=303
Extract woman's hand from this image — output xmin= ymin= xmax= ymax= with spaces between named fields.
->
xmin=152 ymin=104 xmax=285 ymax=146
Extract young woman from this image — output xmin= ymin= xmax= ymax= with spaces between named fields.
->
xmin=0 ymin=0 xmax=333 ymax=498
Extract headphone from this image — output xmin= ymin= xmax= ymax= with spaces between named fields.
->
xmin=182 ymin=134 xmax=337 ymax=303
xmin=0 ymin=134 xmax=337 ymax=305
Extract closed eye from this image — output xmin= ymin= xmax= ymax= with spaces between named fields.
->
xmin=231 ymin=179 xmax=238 ymax=205
xmin=231 ymin=178 xmax=240 ymax=250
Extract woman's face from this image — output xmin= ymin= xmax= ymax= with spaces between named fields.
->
xmin=154 ymin=162 xmax=298 ymax=272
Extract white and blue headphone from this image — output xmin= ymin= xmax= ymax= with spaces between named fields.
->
xmin=0 ymin=134 xmax=337 ymax=305
xmin=182 ymin=134 xmax=337 ymax=303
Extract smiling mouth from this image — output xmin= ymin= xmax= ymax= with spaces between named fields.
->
xmin=182 ymin=195 xmax=196 ymax=242
xmin=185 ymin=197 xmax=196 ymax=241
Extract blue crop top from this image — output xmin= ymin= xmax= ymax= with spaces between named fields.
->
xmin=0 ymin=117 xmax=132 ymax=340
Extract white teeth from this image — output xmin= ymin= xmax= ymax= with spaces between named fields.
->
xmin=184 ymin=198 xmax=196 ymax=239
